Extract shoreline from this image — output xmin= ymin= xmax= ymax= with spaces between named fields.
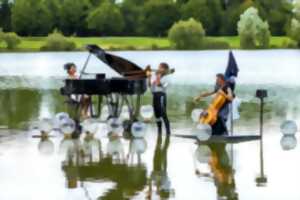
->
xmin=0 ymin=36 xmax=296 ymax=53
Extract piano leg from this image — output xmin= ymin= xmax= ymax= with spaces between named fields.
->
xmin=123 ymin=95 xmax=133 ymax=119
xmin=134 ymin=94 xmax=142 ymax=119
xmin=89 ymin=95 xmax=103 ymax=118
xmin=96 ymin=95 xmax=103 ymax=118
xmin=106 ymin=93 xmax=122 ymax=119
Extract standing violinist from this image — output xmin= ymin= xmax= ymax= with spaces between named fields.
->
xmin=194 ymin=73 xmax=233 ymax=135
xmin=147 ymin=63 xmax=171 ymax=135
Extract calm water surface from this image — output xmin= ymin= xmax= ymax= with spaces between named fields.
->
xmin=0 ymin=50 xmax=300 ymax=200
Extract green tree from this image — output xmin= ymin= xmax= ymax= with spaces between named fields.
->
xmin=294 ymin=0 xmax=300 ymax=20
xmin=175 ymin=0 xmax=189 ymax=6
xmin=44 ymin=0 xmax=61 ymax=30
xmin=181 ymin=0 xmax=223 ymax=35
xmin=11 ymin=0 xmax=53 ymax=36
xmin=220 ymin=0 xmax=254 ymax=35
xmin=89 ymin=0 xmax=103 ymax=6
xmin=288 ymin=0 xmax=300 ymax=47
xmin=237 ymin=7 xmax=270 ymax=49
xmin=142 ymin=0 xmax=180 ymax=36
xmin=60 ymin=0 xmax=91 ymax=36
xmin=0 ymin=0 xmax=12 ymax=32
xmin=122 ymin=0 xmax=149 ymax=6
xmin=87 ymin=0 xmax=124 ymax=35
xmin=255 ymin=0 xmax=293 ymax=36
xmin=168 ymin=18 xmax=205 ymax=49
xmin=120 ymin=0 xmax=143 ymax=35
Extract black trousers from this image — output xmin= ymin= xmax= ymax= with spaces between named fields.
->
xmin=153 ymin=92 xmax=171 ymax=135
xmin=211 ymin=116 xmax=228 ymax=136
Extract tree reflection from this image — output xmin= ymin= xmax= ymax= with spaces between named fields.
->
xmin=61 ymin=136 xmax=147 ymax=200
xmin=0 ymin=89 xmax=41 ymax=129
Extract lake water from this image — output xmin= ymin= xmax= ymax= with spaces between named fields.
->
xmin=0 ymin=50 xmax=300 ymax=200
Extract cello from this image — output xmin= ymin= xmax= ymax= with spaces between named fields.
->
xmin=199 ymin=90 xmax=228 ymax=125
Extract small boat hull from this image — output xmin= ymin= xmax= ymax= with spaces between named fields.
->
xmin=174 ymin=134 xmax=261 ymax=144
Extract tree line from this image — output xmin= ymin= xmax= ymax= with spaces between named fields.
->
xmin=0 ymin=0 xmax=295 ymax=37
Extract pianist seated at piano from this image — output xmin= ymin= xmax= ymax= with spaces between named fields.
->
xmin=64 ymin=63 xmax=91 ymax=119
xmin=147 ymin=63 xmax=172 ymax=135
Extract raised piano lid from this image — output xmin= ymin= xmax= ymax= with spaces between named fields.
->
xmin=86 ymin=44 xmax=146 ymax=77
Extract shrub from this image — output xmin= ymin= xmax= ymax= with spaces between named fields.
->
xmin=151 ymin=44 xmax=159 ymax=50
xmin=282 ymin=39 xmax=298 ymax=49
xmin=168 ymin=18 xmax=205 ymax=50
xmin=289 ymin=18 xmax=300 ymax=47
xmin=237 ymin=7 xmax=271 ymax=49
xmin=3 ymin=32 xmax=21 ymax=49
xmin=202 ymin=38 xmax=230 ymax=49
xmin=41 ymin=31 xmax=76 ymax=51
xmin=124 ymin=45 xmax=136 ymax=50
xmin=0 ymin=29 xmax=4 ymax=44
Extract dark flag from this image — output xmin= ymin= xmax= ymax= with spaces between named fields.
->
xmin=225 ymin=51 xmax=239 ymax=80
xmin=224 ymin=51 xmax=239 ymax=93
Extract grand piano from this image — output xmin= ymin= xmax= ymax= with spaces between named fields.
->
xmin=61 ymin=45 xmax=147 ymax=122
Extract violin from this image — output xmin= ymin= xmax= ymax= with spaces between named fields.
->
xmin=199 ymin=90 xmax=227 ymax=125
xmin=145 ymin=65 xmax=175 ymax=76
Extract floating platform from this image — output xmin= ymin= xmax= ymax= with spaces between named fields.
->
xmin=173 ymin=134 xmax=261 ymax=144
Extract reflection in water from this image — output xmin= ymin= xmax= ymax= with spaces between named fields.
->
xmin=57 ymin=131 xmax=148 ymax=200
xmin=256 ymin=134 xmax=267 ymax=187
xmin=209 ymin=144 xmax=238 ymax=200
xmin=1 ymin=86 xmax=300 ymax=129
xmin=82 ymin=132 xmax=103 ymax=163
xmin=194 ymin=144 xmax=238 ymax=200
xmin=37 ymin=133 xmax=55 ymax=156
xmin=127 ymin=138 xmax=147 ymax=165
xmin=280 ymin=135 xmax=297 ymax=151
xmin=148 ymin=135 xmax=174 ymax=200
xmin=0 ymin=89 xmax=41 ymax=128
xmin=7 ymin=117 xmax=295 ymax=200
xmin=107 ymin=135 xmax=126 ymax=163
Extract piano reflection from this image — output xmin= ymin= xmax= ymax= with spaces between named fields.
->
xmin=61 ymin=45 xmax=147 ymax=124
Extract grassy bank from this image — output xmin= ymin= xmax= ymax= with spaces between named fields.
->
xmin=0 ymin=36 xmax=294 ymax=52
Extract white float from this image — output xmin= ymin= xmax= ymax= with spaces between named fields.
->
xmin=130 ymin=139 xmax=147 ymax=154
xmin=38 ymin=140 xmax=55 ymax=155
xmin=280 ymin=135 xmax=297 ymax=151
xmin=60 ymin=118 xmax=76 ymax=134
xmin=39 ymin=118 xmax=53 ymax=133
xmin=280 ymin=120 xmax=298 ymax=136
xmin=107 ymin=118 xmax=124 ymax=136
xmin=82 ymin=118 xmax=99 ymax=133
xmin=191 ymin=109 xmax=203 ymax=123
xmin=140 ymin=105 xmax=154 ymax=120
xmin=192 ymin=123 xmax=212 ymax=141
xmin=194 ymin=145 xmax=211 ymax=163
xmin=131 ymin=121 xmax=146 ymax=138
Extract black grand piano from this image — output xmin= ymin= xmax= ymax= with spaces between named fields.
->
xmin=61 ymin=45 xmax=147 ymax=122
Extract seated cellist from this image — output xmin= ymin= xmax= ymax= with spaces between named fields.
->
xmin=194 ymin=74 xmax=233 ymax=135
